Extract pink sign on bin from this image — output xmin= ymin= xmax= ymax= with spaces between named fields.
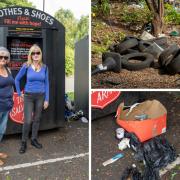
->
xmin=9 ymin=92 xmax=24 ymax=124
xmin=91 ymin=91 xmax=121 ymax=109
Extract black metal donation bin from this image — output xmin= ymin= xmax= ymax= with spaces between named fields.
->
xmin=0 ymin=6 xmax=65 ymax=134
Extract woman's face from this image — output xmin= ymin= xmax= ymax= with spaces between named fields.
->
xmin=0 ymin=51 xmax=9 ymax=67
xmin=31 ymin=47 xmax=41 ymax=62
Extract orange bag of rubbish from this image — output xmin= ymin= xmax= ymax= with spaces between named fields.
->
xmin=116 ymin=100 xmax=167 ymax=142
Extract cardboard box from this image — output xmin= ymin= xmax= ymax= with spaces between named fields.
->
xmin=116 ymin=100 xmax=167 ymax=142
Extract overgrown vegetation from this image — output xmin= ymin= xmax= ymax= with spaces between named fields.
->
xmin=92 ymin=0 xmax=180 ymax=34
xmin=164 ymin=3 xmax=180 ymax=24
xmin=92 ymin=20 xmax=125 ymax=54
xmin=92 ymin=0 xmax=110 ymax=16
xmin=120 ymin=2 xmax=180 ymax=25
xmin=120 ymin=4 xmax=152 ymax=25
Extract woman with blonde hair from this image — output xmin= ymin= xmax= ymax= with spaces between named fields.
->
xmin=0 ymin=47 xmax=14 ymax=165
xmin=15 ymin=44 xmax=49 ymax=154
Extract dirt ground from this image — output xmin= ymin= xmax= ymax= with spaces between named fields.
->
xmin=91 ymin=2 xmax=180 ymax=89
xmin=92 ymin=92 xmax=180 ymax=180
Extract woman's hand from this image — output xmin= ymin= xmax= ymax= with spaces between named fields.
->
xmin=44 ymin=101 xmax=49 ymax=109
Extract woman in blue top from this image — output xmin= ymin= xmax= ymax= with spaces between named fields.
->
xmin=0 ymin=47 xmax=14 ymax=165
xmin=15 ymin=44 xmax=49 ymax=154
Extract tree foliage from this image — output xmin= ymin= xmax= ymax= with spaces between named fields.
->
xmin=65 ymin=46 xmax=74 ymax=75
xmin=0 ymin=0 xmax=34 ymax=8
xmin=55 ymin=8 xmax=89 ymax=76
xmin=164 ymin=3 xmax=180 ymax=24
xmin=55 ymin=8 xmax=78 ymax=48
xmin=76 ymin=15 xmax=89 ymax=41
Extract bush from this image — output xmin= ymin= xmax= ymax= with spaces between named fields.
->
xmin=65 ymin=46 xmax=74 ymax=76
xmin=92 ymin=43 xmax=107 ymax=54
xmin=92 ymin=0 xmax=110 ymax=17
xmin=164 ymin=3 xmax=180 ymax=25
xmin=120 ymin=4 xmax=152 ymax=25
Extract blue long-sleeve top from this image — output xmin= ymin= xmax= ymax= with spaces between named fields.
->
xmin=15 ymin=64 xmax=49 ymax=102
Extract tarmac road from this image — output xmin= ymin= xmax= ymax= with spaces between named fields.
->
xmin=0 ymin=120 xmax=89 ymax=180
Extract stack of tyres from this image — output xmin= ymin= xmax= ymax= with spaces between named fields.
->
xmin=158 ymin=44 xmax=180 ymax=74
xmin=92 ymin=35 xmax=180 ymax=75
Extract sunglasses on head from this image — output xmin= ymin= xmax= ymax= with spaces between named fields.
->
xmin=31 ymin=51 xmax=41 ymax=56
xmin=0 ymin=56 xmax=9 ymax=60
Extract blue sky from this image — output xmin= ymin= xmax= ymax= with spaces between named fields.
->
xmin=29 ymin=0 xmax=90 ymax=19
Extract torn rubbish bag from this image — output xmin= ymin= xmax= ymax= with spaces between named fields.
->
xmin=121 ymin=134 xmax=176 ymax=180
xmin=116 ymin=100 xmax=167 ymax=142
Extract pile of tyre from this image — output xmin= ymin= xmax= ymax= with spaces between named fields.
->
xmin=107 ymin=36 xmax=180 ymax=74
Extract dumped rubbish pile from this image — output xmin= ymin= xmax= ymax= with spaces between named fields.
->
xmin=92 ymin=32 xmax=180 ymax=75
xmin=120 ymin=134 xmax=176 ymax=180
xmin=65 ymin=94 xmax=88 ymax=123
xmin=113 ymin=99 xmax=177 ymax=180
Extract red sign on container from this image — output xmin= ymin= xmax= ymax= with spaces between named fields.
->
xmin=91 ymin=91 xmax=121 ymax=109
xmin=9 ymin=92 xmax=24 ymax=124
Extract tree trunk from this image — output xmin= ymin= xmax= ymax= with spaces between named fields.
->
xmin=145 ymin=0 xmax=164 ymax=37
xmin=152 ymin=13 xmax=163 ymax=36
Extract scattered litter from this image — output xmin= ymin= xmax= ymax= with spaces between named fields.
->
xmin=128 ymin=4 xmax=143 ymax=9
xmin=135 ymin=114 xmax=148 ymax=120
xmin=125 ymin=133 xmax=141 ymax=153
xmin=68 ymin=110 xmax=84 ymax=121
xmin=103 ymin=153 xmax=124 ymax=166
xmin=65 ymin=94 xmax=74 ymax=111
xmin=132 ymin=164 xmax=136 ymax=168
xmin=116 ymin=128 xmax=125 ymax=139
xmin=81 ymin=117 xmax=88 ymax=123
xmin=65 ymin=94 xmax=88 ymax=122
xmin=140 ymin=31 xmax=155 ymax=40
xmin=4 ymin=171 xmax=10 ymax=175
xmin=144 ymin=23 xmax=152 ymax=32
xmin=143 ymin=42 xmax=164 ymax=59
xmin=118 ymin=138 xmax=130 ymax=151
xmin=170 ymin=31 xmax=179 ymax=36
xmin=158 ymin=34 xmax=166 ymax=37
xmin=159 ymin=155 xmax=180 ymax=176
xmin=121 ymin=164 xmax=142 ymax=180
xmin=171 ymin=172 xmax=177 ymax=180
xmin=64 ymin=160 xmax=73 ymax=164
xmin=91 ymin=52 xmax=121 ymax=75
xmin=125 ymin=103 xmax=140 ymax=116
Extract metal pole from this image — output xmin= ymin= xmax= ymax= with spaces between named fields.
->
xmin=43 ymin=0 xmax=45 ymax=11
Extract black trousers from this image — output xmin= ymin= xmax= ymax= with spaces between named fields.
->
xmin=22 ymin=92 xmax=45 ymax=142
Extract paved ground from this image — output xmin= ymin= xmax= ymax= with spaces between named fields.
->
xmin=0 ymin=120 xmax=88 ymax=180
xmin=92 ymin=92 xmax=180 ymax=180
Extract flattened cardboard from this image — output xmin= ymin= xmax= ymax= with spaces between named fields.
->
xmin=120 ymin=100 xmax=167 ymax=120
